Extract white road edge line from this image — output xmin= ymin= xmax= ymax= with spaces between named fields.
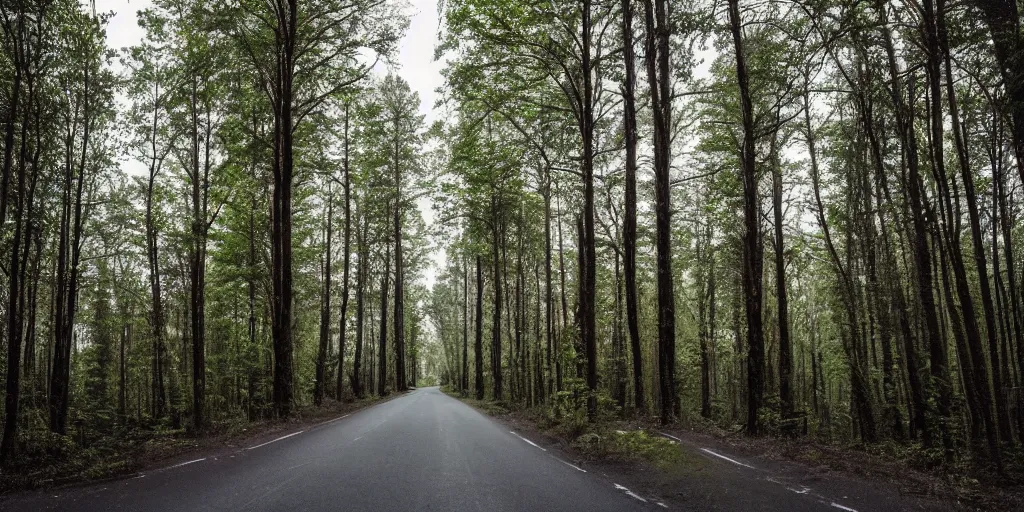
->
xmin=331 ymin=413 xmax=351 ymax=422
xmin=830 ymin=503 xmax=859 ymax=512
xmin=247 ymin=430 xmax=305 ymax=450
xmin=767 ymin=476 xmax=811 ymax=495
xmin=658 ymin=431 xmax=682 ymax=443
xmin=318 ymin=413 xmax=351 ymax=427
xmin=509 ymin=431 xmax=547 ymax=451
xmin=657 ymin=502 xmax=669 ymax=509
xmin=614 ymin=483 xmax=648 ymax=503
xmin=556 ymin=458 xmax=587 ymax=472
xmin=169 ymin=457 xmax=206 ymax=469
xmin=700 ymin=447 xmax=756 ymax=469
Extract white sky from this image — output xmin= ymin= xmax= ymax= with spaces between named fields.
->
xmin=99 ymin=0 xmax=446 ymax=287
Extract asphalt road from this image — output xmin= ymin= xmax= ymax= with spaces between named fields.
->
xmin=2 ymin=387 xmax=659 ymax=512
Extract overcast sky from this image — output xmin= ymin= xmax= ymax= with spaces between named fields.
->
xmin=101 ymin=0 xmax=443 ymax=121
xmin=99 ymin=0 xmax=446 ymax=287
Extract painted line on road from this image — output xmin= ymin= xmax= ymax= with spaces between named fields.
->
xmin=657 ymin=502 xmax=669 ymax=509
xmin=316 ymin=413 xmax=351 ymax=428
xmin=767 ymin=476 xmax=810 ymax=495
xmin=247 ymin=430 xmax=305 ymax=450
xmin=614 ymin=483 xmax=648 ymax=503
xmin=700 ymin=447 xmax=756 ymax=469
xmin=556 ymin=458 xmax=587 ymax=472
xmin=829 ymin=503 xmax=858 ymax=512
xmin=509 ymin=431 xmax=547 ymax=451
xmin=169 ymin=457 xmax=207 ymax=469
xmin=658 ymin=432 xmax=681 ymax=443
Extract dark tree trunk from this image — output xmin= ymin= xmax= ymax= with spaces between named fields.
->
xmin=119 ymin=324 xmax=129 ymax=423
xmin=188 ymin=82 xmax=213 ymax=430
xmin=699 ymin=224 xmax=714 ymax=420
xmin=352 ymin=208 xmax=367 ymax=398
xmin=463 ymin=256 xmax=470 ymax=394
xmin=337 ymin=104 xmax=352 ymax=400
xmin=728 ymin=0 xmax=765 ymax=434
xmin=613 ymin=250 xmax=626 ymax=411
xmin=577 ymin=0 xmax=598 ymax=421
xmin=872 ymin=3 xmax=950 ymax=453
xmin=50 ymin=63 xmax=91 ymax=435
xmin=0 ymin=11 xmax=23 ymax=229
xmin=922 ymin=0 xmax=1000 ymax=464
xmin=1 ymin=54 xmax=34 ymax=460
xmin=621 ymin=0 xmax=644 ymax=414
xmin=771 ymin=145 xmax=793 ymax=422
xmin=938 ymin=1 xmax=1011 ymax=443
xmin=378 ymin=243 xmax=391 ymax=395
xmin=543 ymin=168 xmax=554 ymax=400
xmin=270 ymin=0 xmax=298 ymax=419
xmin=994 ymin=123 xmax=1024 ymax=441
xmin=315 ymin=190 xmax=334 ymax=405
xmin=643 ymin=0 xmax=677 ymax=425
xmin=491 ymin=206 xmax=504 ymax=401
xmin=393 ymin=139 xmax=407 ymax=392
xmin=475 ymin=255 xmax=485 ymax=400
xmin=514 ymin=222 xmax=525 ymax=404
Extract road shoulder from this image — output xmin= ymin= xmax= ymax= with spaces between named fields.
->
xmin=442 ymin=388 xmax=963 ymax=511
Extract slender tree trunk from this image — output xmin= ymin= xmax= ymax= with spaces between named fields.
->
xmin=728 ymin=0 xmax=765 ymax=434
xmin=337 ymin=105 xmax=352 ymax=400
xmin=938 ymin=1 xmax=1011 ymax=443
xmin=393 ymin=137 xmax=407 ymax=392
xmin=188 ymin=83 xmax=212 ymax=430
xmin=621 ymin=0 xmax=644 ymax=414
xmin=1 ymin=62 xmax=31 ymax=461
xmin=771 ymin=141 xmax=793 ymax=422
xmin=579 ymin=0 xmax=599 ymax=421
xmin=315 ymin=190 xmax=333 ymax=405
xmin=921 ymin=0 xmax=1000 ymax=464
xmin=51 ymin=63 xmax=92 ymax=434
xmin=463 ymin=256 xmax=470 ymax=394
xmin=475 ymin=255 xmax=485 ymax=400
xmin=873 ymin=3 xmax=951 ymax=453
xmin=352 ymin=208 xmax=367 ymax=398
xmin=543 ymin=169 xmax=554 ymax=401
xmin=491 ymin=203 xmax=505 ymax=401
xmin=0 ymin=12 xmax=23 ymax=229
xmin=699 ymin=223 xmax=713 ymax=420
xmin=378 ymin=243 xmax=391 ymax=395
xmin=556 ymin=190 xmax=568 ymax=392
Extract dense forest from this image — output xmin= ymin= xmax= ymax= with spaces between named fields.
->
xmin=1 ymin=0 xmax=1023 ymax=481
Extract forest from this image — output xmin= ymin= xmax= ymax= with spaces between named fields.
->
xmin=1 ymin=0 xmax=1024 ymax=488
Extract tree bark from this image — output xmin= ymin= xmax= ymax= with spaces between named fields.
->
xmin=621 ymin=0 xmax=644 ymax=414
xmin=337 ymin=103 xmax=352 ymax=400
xmin=728 ymin=0 xmax=765 ymax=434
xmin=352 ymin=206 xmax=367 ymax=398
xmin=315 ymin=189 xmax=333 ymax=405
xmin=475 ymin=255 xmax=485 ymax=400
xmin=270 ymin=0 xmax=298 ymax=419
xmin=378 ymin=242 xmax=391 ymax=395
xmin=643 ymin=0 xmax=677 ymax=424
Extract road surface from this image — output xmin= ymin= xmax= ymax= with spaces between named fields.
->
xmin=2 ymin=387 xmax=660 ymax=511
